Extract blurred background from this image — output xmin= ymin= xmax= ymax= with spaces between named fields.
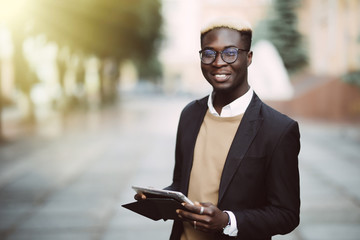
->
xmin=0 ymin=0 xmax=359 ymax=240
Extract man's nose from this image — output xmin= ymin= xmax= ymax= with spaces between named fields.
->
xmin=213 ymin=53 xmax=227 ymax=67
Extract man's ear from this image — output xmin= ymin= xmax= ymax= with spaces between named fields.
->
xmin=247 ymin=51 xmax=253 ymax=67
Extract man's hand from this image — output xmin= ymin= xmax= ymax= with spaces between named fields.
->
xmin=176 ymin=202 xmax=229 ymax=233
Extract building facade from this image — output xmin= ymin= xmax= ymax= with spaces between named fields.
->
xmin=160 ymin=0 xmax=360 ymax=94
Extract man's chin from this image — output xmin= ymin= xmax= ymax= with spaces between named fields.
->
xmin=212 ymin=85 xmax=232 ymax=93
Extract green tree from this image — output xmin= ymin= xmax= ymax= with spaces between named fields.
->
xmin=254 ymin=0 xmax=307 ymax=74
xmin=342 ymin=34 xmax=360 ymax=87
xmin=0 ymin=0 xmax=163 ymax=129
xmin=0 ymin=0 xmax=162 ymax=140
xmin=0 ymin=0 xmax=38 ymax=133
xmin=30 ymin=0 xmax=163 ymax=104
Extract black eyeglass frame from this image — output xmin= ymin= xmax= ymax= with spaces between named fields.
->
xmin=199 ymin=47 xmax=249 ymax=64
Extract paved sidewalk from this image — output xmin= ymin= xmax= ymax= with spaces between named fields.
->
xmin=0 ymin=93 xmax=359 ymax=240
xmin=295 ymin=121 xmax=360 ymax=240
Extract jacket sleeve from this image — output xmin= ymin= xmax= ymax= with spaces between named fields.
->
xmin=164 ymin=118 xmax=183 ymax=192
xmin=234 ymin=121 xmax=300 ymax=239
xmin=164 ymin=102 xmax=191 ymax=192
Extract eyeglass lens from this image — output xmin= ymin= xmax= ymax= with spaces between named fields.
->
xmin=200 ymin=47 xmax=239 ymax=64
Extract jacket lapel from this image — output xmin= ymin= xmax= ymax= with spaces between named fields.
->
xmin=181 ymin=97 xmax=208 ymax=195
xmin=218 ymin=94 xmax=264 ymax=204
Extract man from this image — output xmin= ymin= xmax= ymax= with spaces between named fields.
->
xmin=138 ymin=17 xmax=300 ymax=240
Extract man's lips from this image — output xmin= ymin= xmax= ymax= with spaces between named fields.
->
xmin=212 ymin=73 xmax=231 ymax=82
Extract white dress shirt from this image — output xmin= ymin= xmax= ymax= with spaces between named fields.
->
xmin=208 ymin=87 xmax=254 ymax=117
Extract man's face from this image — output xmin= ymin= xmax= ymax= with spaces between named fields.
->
xmin=201 ymin=28 xmax=252 ymax=98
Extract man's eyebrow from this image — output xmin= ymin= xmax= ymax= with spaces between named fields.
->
xmin=224 ymin=45 xmax=238 ymax=49
xmin=202 ymin=45 xmax=238 ymax=50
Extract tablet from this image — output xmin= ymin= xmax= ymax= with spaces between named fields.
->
xmin=132 ymin=186 xmax=194 ymax=205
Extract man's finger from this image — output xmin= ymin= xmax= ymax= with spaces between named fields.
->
xmin=182 ymin=203 xmax=206 ymax=215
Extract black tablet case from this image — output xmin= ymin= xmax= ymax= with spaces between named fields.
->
xmin=122 ymin=198 xmax=186 ymax=221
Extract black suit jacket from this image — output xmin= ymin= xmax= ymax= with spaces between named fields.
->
xmin=167 ymin=93 xmax=300 ymax=240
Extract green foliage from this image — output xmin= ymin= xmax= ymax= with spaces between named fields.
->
xmin=0 ymin=0 xmax=163 ymax=119
xmin=253 ymin=0 xmax=307 ymax=74
xmin=30 ymin=0 xmax=163 ymax=63
xmin=342 ymin=71 xmax=360 ymax=87
xmin=135 ymin=56 xmax=162 ymax=81
xmin=3 ymin=0 xmax=163 ymax=84
xmin=342 ymin=33 xmax=360 ymax=87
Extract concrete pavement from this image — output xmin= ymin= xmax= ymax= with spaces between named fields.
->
xmin=0 ymin=92 xmax=359 ymax=240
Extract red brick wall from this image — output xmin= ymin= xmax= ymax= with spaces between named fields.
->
xmin=267 ymin=78 xmax=360 ymax=123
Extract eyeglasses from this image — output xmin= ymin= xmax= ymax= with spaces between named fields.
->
xmin=199 ymin=47 xmax=248 ymax=64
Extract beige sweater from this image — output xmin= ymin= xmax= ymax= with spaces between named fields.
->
xmin=181 ymin=110 xmax=243 ymax=240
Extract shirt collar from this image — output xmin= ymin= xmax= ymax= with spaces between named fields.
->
xmin=207 ymin=87 xmax=254 ymax=117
